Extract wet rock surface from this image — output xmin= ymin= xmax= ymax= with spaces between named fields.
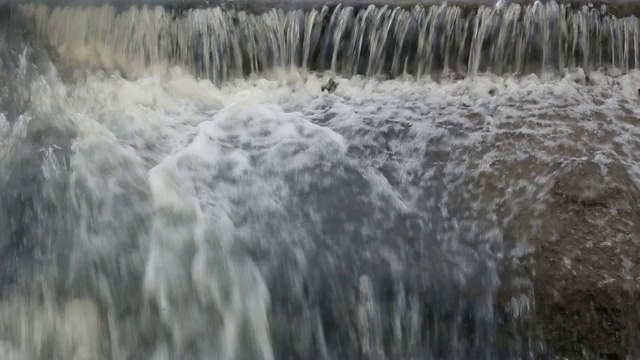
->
xmin=303 ymin=72 xmax=640 ymax=358
xmin=605 ymin=2 xmax=640 ymax=18
xmin=535 ymin=157 xmax=640 ymax=358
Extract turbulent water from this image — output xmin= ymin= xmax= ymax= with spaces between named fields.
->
xmin=18 ymin=1 xmax=640 ymax=82
xmin=1 ymin=1 xmax=640 ymax=359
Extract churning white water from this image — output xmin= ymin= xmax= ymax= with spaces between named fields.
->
xmin=1 ymin=1 xmax=640 ymax=359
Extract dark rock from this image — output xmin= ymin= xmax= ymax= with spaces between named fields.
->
xmin=534 ymin=156 xmax=640 ymax=359
xmin=552 ymin=157 xmax=639 ymax=210
xmin=321 ymin=78 xmax=338 ymax=94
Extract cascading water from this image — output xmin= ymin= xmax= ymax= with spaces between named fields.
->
xmin=1 ymin=1 xmax=640 ymax=359
xmin=18 ymin=1 xmax=640 ymax=82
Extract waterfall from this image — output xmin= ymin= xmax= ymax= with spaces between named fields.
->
xmin=2 ymin=2 xmax=640 ymax=359
xmin=18 ymin=1 xmax=640 ymax=82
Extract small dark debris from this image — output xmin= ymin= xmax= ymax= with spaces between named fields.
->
xmin=321 ymin=78 xmax=339 ymax=94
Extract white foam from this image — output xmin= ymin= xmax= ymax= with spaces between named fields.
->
xmin=2 ymin=61 xmax=640 ymax=358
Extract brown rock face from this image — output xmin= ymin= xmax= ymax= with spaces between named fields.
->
xmin=606 ymin=2 xmax=640 ymax=18
xmin=535 ymin=157 xmax=640 ymax=359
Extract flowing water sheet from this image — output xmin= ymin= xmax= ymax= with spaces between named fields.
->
xmin=1 ymin=1 xmax=640 ymax=359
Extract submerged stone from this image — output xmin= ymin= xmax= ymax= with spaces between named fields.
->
xmin=321 ymin=78 xmax=339 ymax=94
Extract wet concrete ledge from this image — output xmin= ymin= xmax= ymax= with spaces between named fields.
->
xmin=1 ymin=0 xmax=640 ymax=17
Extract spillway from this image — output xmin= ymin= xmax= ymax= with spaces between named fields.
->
xmin=11 ymin=0 xmax=640 ymax=82
xmin=0 ymin=1 xmax=640 ymax=359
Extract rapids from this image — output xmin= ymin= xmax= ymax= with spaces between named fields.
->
xmin=0 ymin=1 xmax=639 ymax=359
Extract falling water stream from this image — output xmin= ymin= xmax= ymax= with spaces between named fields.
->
xmin=17 ymin=2 xmax=640 ymax=81
xmin=1 ymin=1 xmax=640 ymax=359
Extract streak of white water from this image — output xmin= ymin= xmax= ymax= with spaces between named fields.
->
xmin=18 ymin=2 xmax=640 ymax=82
